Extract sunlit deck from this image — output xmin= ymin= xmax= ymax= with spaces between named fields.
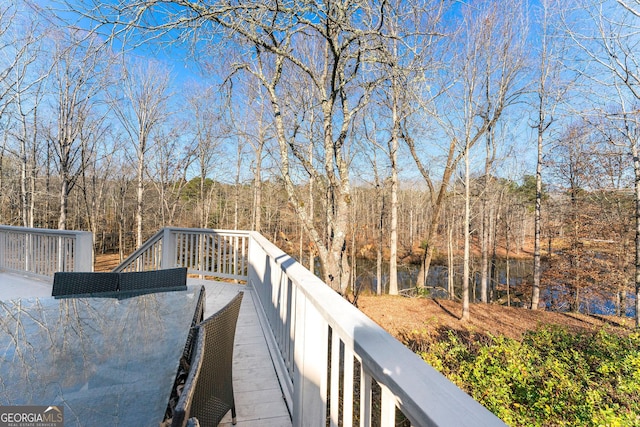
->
xmin=0 ymin=272 xmax=292 ymax=427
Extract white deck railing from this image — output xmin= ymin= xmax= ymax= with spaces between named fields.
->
xmin=114 ymin=228 xmax=248 ymax=281
xmin=0 ymin=225 xmax=93 ymax=278
xmin=116 ymin=227 xmax=506 ymax=427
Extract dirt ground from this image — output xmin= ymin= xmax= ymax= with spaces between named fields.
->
xmin=95 ymin=253 xmax=122 ymax=272
xmin=95 ymin=253 xmax=633 ymax=340
xmin=357 ymin=294 xmax=634 ymax=341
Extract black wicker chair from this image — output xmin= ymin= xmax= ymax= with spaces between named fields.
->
xmin=119 ymin=267 xmax=188 ymax=294
xmin=182 ymin=286 xmax=206 ymax=363
xmin=172 ymin=327 xmax=206 ymax=427
xmin=52 ymin=272 xmax=119 ymax=297
xmin=186 ymin=292 xmax=244 ymax=426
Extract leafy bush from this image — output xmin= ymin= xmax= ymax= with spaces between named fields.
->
xmin=400 ymin=326 xmax=640 ymax=426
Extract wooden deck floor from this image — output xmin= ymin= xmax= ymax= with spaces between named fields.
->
xmin=0 ymin=272 xmax=292 ymax=427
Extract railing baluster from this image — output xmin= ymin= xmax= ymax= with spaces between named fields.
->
xmin=329 ymin=331 xmax=340 ymax=427
xmin=277 ymin=268 xmax=287 ymax=356
xmin=360 ymin=365 xmax=372 ymax=427
xmin=288 ymin=278 xmax=296 ymax=378
xmin=293 ymin=291 xmax=328 ymax=427
xmin=233 ymin=235 xmax=239 ymax=277
xmin=343 ymin=347 xmax=354 ymax=427
xmin=205 ymin=233 xmax=211 ymax=274
xmin=217 ymin=234 xmax=223 ymax=274
xmin=380 ymin=384 xmax=396 ymax=427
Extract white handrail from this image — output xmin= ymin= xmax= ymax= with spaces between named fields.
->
xmin=115 ymin=227 xmax=249 ymax=281
xmin=0 ymin=225 xmax=93 ymax=278
xmin=248 ymin=231 xmax=506 ymax=427
xmin=114 ymin=229 xmax=165 ymax=272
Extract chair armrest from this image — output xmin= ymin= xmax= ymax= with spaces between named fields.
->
xmin=171 ymin=328 xmax=205 ymax=427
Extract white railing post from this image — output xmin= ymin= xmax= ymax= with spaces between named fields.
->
xmin=25 ymin=232 xmax=32 ymax=274
xmin=0 ymin=230 xmax=5 ymax=270
xmin=74 ymin=232 xmax=94 ymax=272
xmin=292 ymin=290 xmax=328 ymax=427
xmin=161 ymin=228 xmax=176 ymax=269
xmin=57 ymin=235 xmax=64 ymax=272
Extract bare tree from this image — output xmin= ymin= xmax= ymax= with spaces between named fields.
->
xmin=147 ymin=126 xmax=193 ymax=225
xmin=235 ymin=8 xmax=379 ymax=293
xmin=402 ymin=0 xmax=528 ymax=319
xmin=0 ymin=3 xmax=20 ymax=118
xmin=2 ymin=9 xmax=48 ymax=228
xmin=363 ymin=0 xmax=447 ymax=296
xmin=376 ymin=1 xmax=443 ymax=295
xmin=565 ymin=0 xmax=640 ymax=326
xmin=185 ymin=82 xmax=223 ymax=229
xmin=0 ymin=4 xmax=47 ymax=227
xmin=46 ymin=29 xmax=110 ymax=230
xmin=546 ymin=122 xmax=601 ymax=312
xmin=109 ymin=58 xmax=171 ymax=247
xmin=242 ymin=89 xmax=272 ymax=233
xmin=529 ymin=0 xmax=571 ymax=310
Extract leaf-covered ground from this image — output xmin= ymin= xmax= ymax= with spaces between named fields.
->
xmin=357 ymin=295 xmax=634 ymax=341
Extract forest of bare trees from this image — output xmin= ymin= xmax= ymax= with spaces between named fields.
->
xmin=0 ymin=0 xmax=639 ymax=325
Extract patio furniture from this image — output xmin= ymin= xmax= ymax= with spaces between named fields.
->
xmin=119 ymin=267 xmax=188 ymax=293
xmin=182 ymin=285 xmax=206 ymax=363
xmin=0 ymin=286 xmax=201 ymax=426
xmin=188 ymin=292 xmax=244 ymax=426
xmin=171 ymin=327 xmax=205 ymax=427
xmin=165 ymin=285 xmax=206 ymax=422
xmin=52 ymin=271 xmax=119 ymax=297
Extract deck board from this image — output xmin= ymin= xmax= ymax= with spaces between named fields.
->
xmin=0 ymin=273 xmax=292 ymax=427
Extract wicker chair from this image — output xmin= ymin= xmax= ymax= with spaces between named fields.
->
xmin=52 ymin=272 xmax=119 ymax=297
xmin=188 ymin=292 xmax=244 ymax=426
xmin=119 ymin=267 xmax=188 ymax=294
xmin=172 ymin=328 xmax=206 ymax=427
xmin=182 ymin=286 xmax=206 ymax=363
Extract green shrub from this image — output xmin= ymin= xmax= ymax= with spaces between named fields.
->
xmin=401 ymin=327 xmax=640 ymax=427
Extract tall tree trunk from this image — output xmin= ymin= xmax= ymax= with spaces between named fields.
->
xmin=462 ymin=148 xmax=471 ymax=321
xmin=447 ymin=215 xmax=455 ymax=300
xmin=307 ymin=143 xmax=314 ymax=273
xmin=480 ymin=86 xmax=495 ymax=303
xmin=388 ymin=77 xmax=399 ymax=295
xmin=633 ymin=143 xmax=640 ymax=328
xmin=532 ymin=121 xmax=544 ymax=309
xmin=373 ymin=157 xmax=384 ymax=295
xmin=234 ymin=142 xmax=241 ymax=229
xmin=252 ymin=134 xmax=264 ymax=232
xmin=480 ymin=200 xmax=489 ymax=303
xmin=413 ymin=141 xmax=457 ymax=288
xmin=136 ymin=137 xmax=145 ymax=248
xmin=58 ymin=177 xmax=68 ymax=230
xmin=20 ymin=136 xmax=28 ymax=227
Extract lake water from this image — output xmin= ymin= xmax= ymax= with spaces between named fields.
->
xmin=352 ymin=258 xmax=637 ymax=318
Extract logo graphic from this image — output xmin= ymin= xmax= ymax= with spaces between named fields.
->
xmin=0 ymin=405 xmax=64 ymax=427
